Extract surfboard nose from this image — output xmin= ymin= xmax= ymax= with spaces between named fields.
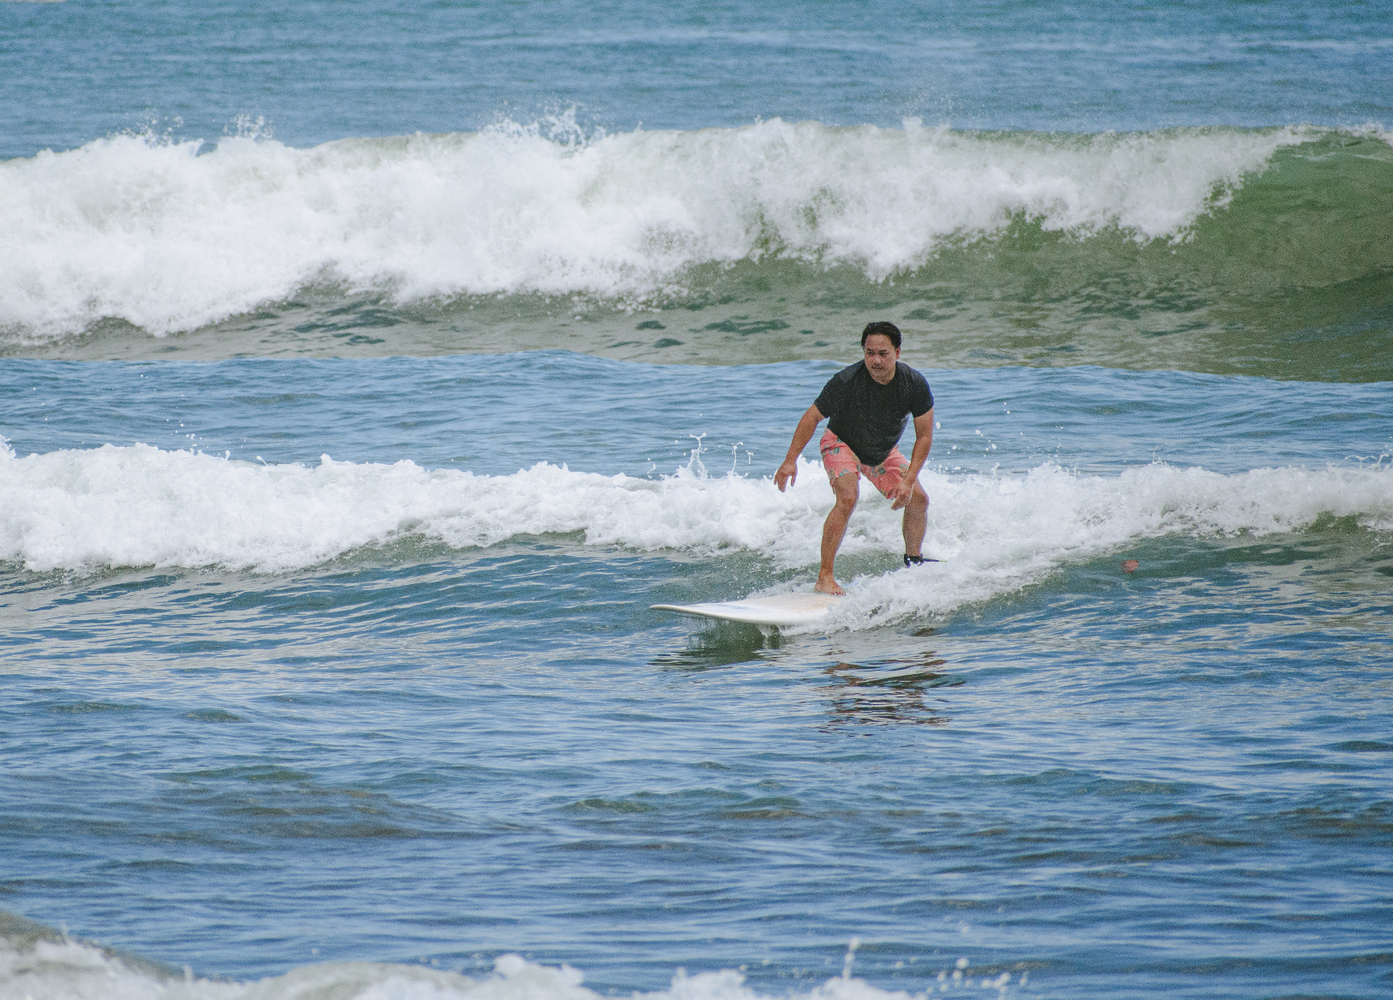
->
xmin=651 ymin=592 xmax=841 ymax=627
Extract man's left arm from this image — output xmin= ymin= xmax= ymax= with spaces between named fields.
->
xmin=890 ymin=407 xmax=934 ymax=510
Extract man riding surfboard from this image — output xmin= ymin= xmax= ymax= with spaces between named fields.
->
xmin=774 ymin=321 xmax=935 ymax=595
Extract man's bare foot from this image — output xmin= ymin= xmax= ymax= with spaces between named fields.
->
xmin=814 ymin=577 xmax=846 ymax=596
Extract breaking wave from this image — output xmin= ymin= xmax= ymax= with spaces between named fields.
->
xmin=4 ymin=119 xmax=1386 ymax=343
xmin=3 ymin=438 xmax=1389 ymax=626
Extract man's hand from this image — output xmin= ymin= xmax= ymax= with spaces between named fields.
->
xmin=889 ymin=408 xmax=934 ymax=510
xmin=776 ymin=404 xmax=824 ymax=493
xmin=888 ymin=472 xmax=915 ymax=510
xmin=775 ymin=457 xmax=798 ymax=492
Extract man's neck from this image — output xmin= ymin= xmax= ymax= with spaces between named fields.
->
xmin=867 ymin=362 xmax=896 ymax=385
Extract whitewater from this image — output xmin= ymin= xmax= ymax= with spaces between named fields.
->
xmin=4 ymin=439 xmax=1391 ymax=627
xmin=6 ymin=119 xmax=1389 ymax=385
xmin=0 ymin=121 xmax=1374 ymax=340
xmin=4 ymin=933 xmax=1019 ymax=1000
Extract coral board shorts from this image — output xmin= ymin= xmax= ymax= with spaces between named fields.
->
xmin=819 ymin=430 xmax=909 ymax=498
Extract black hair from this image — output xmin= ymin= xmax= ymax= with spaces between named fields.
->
xmin=860 ymin=321 xmax=902 ymax=349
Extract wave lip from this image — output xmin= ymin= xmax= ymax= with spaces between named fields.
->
xmin=0 ymin=120 xmax=1335 ymax=342
xmin=4 ymin=441 xmax=1390 ymax=621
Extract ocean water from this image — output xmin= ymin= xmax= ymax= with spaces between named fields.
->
xmin=2 ymin=3 xmax=1392 ymax=1000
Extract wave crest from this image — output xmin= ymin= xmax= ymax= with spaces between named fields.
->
xmin=0 ymin=120 xmax=1333 ymax=340
xmin=3 ymin=442 xmax=1389 ymax=626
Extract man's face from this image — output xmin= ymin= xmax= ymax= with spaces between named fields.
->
xmin=863 ymin=334 xmax=900 ymax=383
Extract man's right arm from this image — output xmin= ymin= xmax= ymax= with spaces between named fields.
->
xmin=775 ymin=403 xmax=825 ymax=492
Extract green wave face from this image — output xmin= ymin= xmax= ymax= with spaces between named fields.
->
xmin=920 ymin=131 xmax=1393 ymax=382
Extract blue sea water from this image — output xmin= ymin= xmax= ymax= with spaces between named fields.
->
xmin=2 ymin=3 xmax=1392 ymax=1000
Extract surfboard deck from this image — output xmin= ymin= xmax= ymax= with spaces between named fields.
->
xmin=651 ymin=592 xmax=841 ymax=627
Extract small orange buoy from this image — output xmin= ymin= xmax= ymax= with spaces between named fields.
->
xmin=1122 ymin=559 xmax=1140 ymax=574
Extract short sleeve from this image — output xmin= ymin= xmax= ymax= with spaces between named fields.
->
xmin=813 ymin=373 xmax=844 ymax=419
xmin=908 ymin=371 xmax=933 ymax=417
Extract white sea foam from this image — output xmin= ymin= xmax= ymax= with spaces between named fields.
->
xmin=3 ymin=440 xmax=1390 ymax=624
xmin=0 ymin=120 xmax=1318 ymax=339
xmin=0 ymin=935 xmax=1015 ymax=1000
xmin=829 ymin=459 xmax=1393 ymax=628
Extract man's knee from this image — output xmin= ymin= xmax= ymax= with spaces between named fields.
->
xmin=831 ymin=475 xmax=860 ymax=511
xmin=908 ymin=484 xmax=928 ymax=511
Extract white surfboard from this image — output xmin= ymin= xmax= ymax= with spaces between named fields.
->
xmin=651 ymin=591 xmax=841 ymax=627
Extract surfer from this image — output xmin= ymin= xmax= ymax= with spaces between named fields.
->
xmin=775 ymin=321 xmax=934 ymax=595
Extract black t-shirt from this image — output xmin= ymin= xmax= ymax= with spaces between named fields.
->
xmin=813 ymin=361 xmax=934 ymax=466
